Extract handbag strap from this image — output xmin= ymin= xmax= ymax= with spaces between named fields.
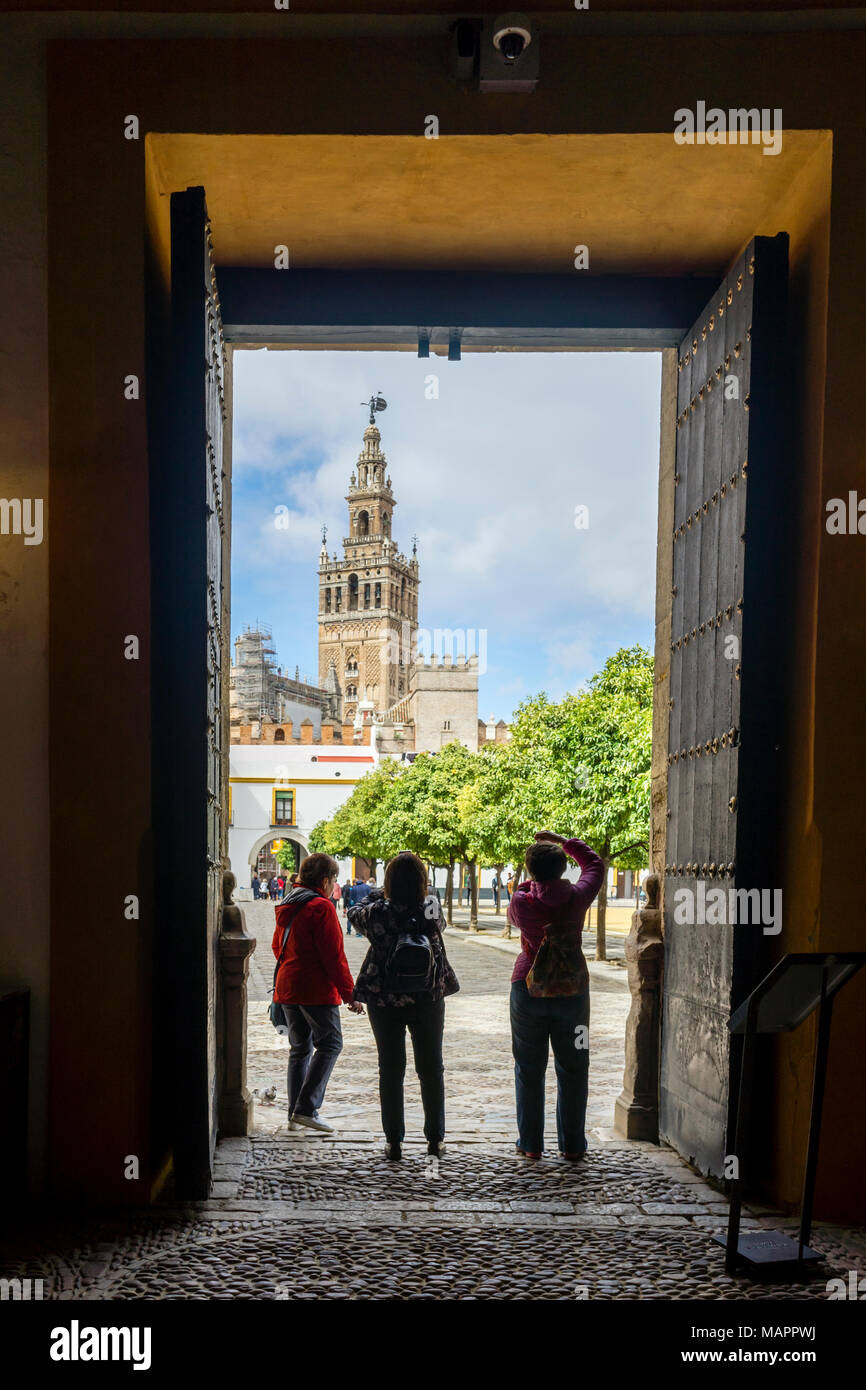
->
xmin=272 ymin=925 xmax=290 ymax=998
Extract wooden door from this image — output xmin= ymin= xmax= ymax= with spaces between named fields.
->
xmin=660 ymin=235 xmax=789 ymax=1176
xmin=152 ymin=186 xmax=228 ymax=1198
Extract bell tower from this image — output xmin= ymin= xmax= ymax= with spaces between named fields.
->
xmin=318 ymin=399 xmax=419 ymax=722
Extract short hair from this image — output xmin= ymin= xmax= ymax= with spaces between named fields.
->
xmin=384 ymin=852 xmax=427 ymax=909
xmin=298 ymin=853 xmax=339 ymax=889
xmin=525 ymin=841 xmax=568 ymax=882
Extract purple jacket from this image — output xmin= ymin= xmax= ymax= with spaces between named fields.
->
xmin=507 ymin=838 xmax=605 ymax=984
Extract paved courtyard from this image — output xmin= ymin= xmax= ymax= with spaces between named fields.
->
xmin=246 ymin=901 xmax=630 ymax=1139
xmin=2 ymin=901 xmax=864 ymax=1302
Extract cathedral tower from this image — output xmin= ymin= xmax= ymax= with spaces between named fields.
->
xmin=318 ymin=412 xmax=419 ymax=722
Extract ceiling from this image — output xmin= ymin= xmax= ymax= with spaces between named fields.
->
xmin=149 ymin=131 xmax=829 ymax=277
xmin=6 ymin=1 xmax=864 ymax=13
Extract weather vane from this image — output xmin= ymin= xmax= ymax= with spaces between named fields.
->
xmin=321 ymin=525 xmax=328 ymax=546
xmin=362 ymin=393 xmax=388 ymax=425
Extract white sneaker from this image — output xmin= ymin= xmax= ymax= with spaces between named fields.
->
xmin=289 ymin=1112 xmax=335 ymax=1134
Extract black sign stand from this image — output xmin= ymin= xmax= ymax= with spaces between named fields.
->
xmin=716 ymin=951 xmax=866 ymax=1276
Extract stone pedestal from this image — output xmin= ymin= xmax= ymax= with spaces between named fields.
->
xmin=614 ymin=874 xmax=664 ymax=1142
xmin=218 ymin=872 xmax=257 ymax=1137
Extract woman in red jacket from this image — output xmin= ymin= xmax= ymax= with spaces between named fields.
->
xmin=272 ymin=852 xmax=364 ymax=1134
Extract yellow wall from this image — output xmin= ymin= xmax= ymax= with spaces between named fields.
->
xmin=0 ymin=19 xmax=862 ymax=1211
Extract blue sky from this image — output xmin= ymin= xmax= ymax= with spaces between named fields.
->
xmin=231 ymin=348 xmax=661 ymax=721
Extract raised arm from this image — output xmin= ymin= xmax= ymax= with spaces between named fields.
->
xmin=532 ymin=830 xmax=605 ymax=908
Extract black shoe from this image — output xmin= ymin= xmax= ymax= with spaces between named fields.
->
xmin=384 ymin=1142 xmax=402 ymax=1161
xmin=427 ymin=1141 xmax=445 ymax=1158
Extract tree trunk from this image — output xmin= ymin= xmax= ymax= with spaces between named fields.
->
xmin=594 ymin=848 xmax=610 ymax=962
xmin=468 ymin=860 xmax=478 ymax=930
xmin=494 ymin=863 xmax=504 ymax=915
xmin=445 ymin=859 xmax=455 ymax=926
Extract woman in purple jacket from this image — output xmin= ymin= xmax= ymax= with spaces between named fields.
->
xmin=507 ymin=830 xmax=604 ymax=1161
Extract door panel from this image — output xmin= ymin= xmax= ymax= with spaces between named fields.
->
xmin=660 ymin=235 xmax=788 ymax=1175
xmin=152 ymin=186 xmax=227 ymax=1198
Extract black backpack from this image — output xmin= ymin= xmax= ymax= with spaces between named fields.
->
xmin=385 ymin=909 xmax=435 ymax=994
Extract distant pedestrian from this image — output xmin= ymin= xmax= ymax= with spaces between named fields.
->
xmin=273 ymin=853 xmax=364 ymax=1134
xmin=491 ymin=874 xmax=501 ymax=910
xmin=349 ymin=851 xmax=459 ymax=1160
xmin=331 ymin=879 xmax=343 ymax=914
xmin=346 ymin=876 xmax=372 ymax=935
xmin=506 ymin=874 xmax=514 ymax=902
xmin=252 ymin=871 xmax=261 ymax=900
xmin=507 ymin=831 xmax=603 ymax=1161
xmin=277 ymin=874 xmax=286 ymax=897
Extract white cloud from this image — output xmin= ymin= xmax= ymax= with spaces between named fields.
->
xmin=231 ymin=348 xmax=660 ymax=714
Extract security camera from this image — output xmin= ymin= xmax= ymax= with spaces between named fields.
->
xmin=492 ymin=12 xmax=533 ymax=65
xmin=480 ymin=12 xmax=538 ymax=92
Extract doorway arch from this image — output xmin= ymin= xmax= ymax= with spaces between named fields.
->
xmin=247 ymin=828 xmax=309 ymax=876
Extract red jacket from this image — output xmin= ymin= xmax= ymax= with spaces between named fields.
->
xmin=272 ymin=891 xmax=355 ymax=1006
xmin=507 ymin=838 xmax=605 ymax=984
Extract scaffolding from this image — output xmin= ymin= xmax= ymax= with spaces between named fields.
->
xmin=231 ymin=624 xmax=279 ymax=724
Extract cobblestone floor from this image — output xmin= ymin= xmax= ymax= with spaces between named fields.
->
xmin=3 ymin=903 xmax=864 ymax=1301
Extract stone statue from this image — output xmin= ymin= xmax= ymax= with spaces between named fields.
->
xmin=218 ymin=870 xmax=256 ymax=1136
xmin=220 ymin=870 xmax=250 ymax=937
xmin=614 ymin=873 xmax=664 ymax=1141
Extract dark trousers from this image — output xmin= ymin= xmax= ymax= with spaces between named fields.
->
xmin=282 ymin=1004 xmax=343 ymax=1118
xmin=510 ymin=980 xmax=590 ymax=1155
xmin=367 ymin=998 xmax=446 ymax=1145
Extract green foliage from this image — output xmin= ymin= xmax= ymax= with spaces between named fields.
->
xmin=455 ymin=740 xmax=540 ymax=872
xmin=310 ymin=761 xmax=403 ymax=862
xmin=508 ymin=645 xmax=653 ymax=866
xmin=274 ymin=841 xmax=297 ymax=873
xmin=387 ymin=741 xmax=480 ymax=866
xmin=307 ymin=646 xmax=653 ymax=878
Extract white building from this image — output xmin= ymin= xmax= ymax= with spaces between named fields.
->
xmin=229 ymin=740 xmax=377 ymax=897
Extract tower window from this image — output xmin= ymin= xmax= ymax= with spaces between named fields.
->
xmin=274 ymin=728 xmax=286 ymax=742
xmin=363 ymin=582 xmax=371 ymax=609
xmin=325 ymin=587 xmax=331 ymax=613
xmin=443 ymin=720 xmax=450 ymax=730
xmin=348 ymin=573 xmax=359 ymax=610
xmin=374 ymin=582 xmax=381 ymax=606
xmin=356 ymin=510 xmax=369 ymax=537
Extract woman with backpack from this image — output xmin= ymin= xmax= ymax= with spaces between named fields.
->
xmin=507 ymin=830 xmax=604 ymax=1162
xmin=348 ymin=851 xmax=459 ymax=1161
